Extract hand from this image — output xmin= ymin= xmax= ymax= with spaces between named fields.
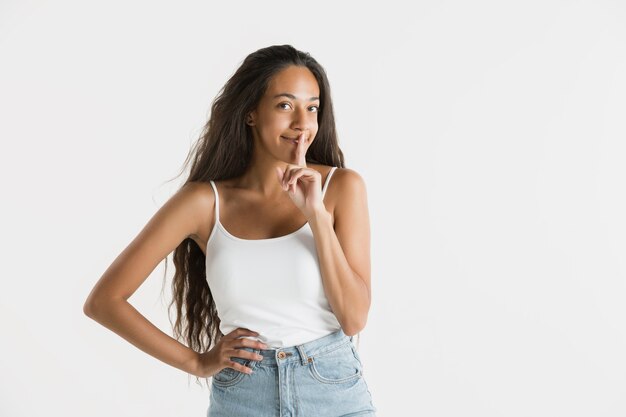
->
xmin=275 ymin=131 xmax=325 ymax=219
xmin=192 ymin=328 xmax=268 ymax=378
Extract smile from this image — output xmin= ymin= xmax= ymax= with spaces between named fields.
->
xmin=281 ymin=136 xmax=300 ymax=144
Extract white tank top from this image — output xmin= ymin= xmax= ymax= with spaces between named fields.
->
xmin=206 ymin=167 xmax=341 ymax=349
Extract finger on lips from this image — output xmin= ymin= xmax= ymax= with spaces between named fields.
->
xmin=297 ymin=131 xmax=307 ymax=166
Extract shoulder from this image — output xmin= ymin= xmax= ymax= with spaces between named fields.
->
xmin=328 ymin=167 xmax=367 ymax=197
xmin=308 ymin=164 xmax=365 ymax=187
xmin=312 ymin=166 xmax=367 ymax=218
xmin=178 ymin=181 xmax=215 ymax=206
xmin=173 ymin=181 xmax=216 ymax=238
xmin=331 ymin=167 xmax=365 ymax=185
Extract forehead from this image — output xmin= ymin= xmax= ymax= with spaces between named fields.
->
xmin=265 ymin=65 xmax=320 ymax=98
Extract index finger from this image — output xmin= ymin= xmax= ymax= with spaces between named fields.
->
xmin=296 ymin=131 xmax=307 ymax=167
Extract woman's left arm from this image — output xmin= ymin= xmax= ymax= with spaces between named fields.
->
xmin=309 ymin=168 xmax=371 ymax=336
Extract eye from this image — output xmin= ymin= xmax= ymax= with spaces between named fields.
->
xmin=278 ymin=102 xmax=320 ymax=112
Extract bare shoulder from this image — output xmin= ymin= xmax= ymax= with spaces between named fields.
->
xmin=149 ymin=180 xmax=216 ymax=246
xmin=139 ymin=180 xmax=214 ymax=244
xmin=183 ymin=180 xmax=215 ymax=206
xmin=181 ymin=181 xmax=216 ymax=240
xmin=324 ymin=167 xmax=367 ymax=201
xmin=306 ymin=165 xmax=367 ymax=220
xmin=307 ymin=164 xmax=359 ymax=186
xmin=330 ymin=167 xmax=366 ymax=186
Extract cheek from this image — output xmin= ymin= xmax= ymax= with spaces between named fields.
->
xmin=258 ymin=120 xmax=281 ymax=134
xmin=262 ymin=117 xmax=289 ymax=132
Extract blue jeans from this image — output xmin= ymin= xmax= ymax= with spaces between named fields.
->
xmin=207 ymin=328 xmax=378 ymax=416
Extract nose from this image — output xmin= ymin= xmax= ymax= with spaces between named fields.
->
xmin=290 ymin=106 xmax=313 ymax=131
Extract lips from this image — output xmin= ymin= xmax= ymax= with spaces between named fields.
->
xmin=281 ymin=136 xmax=300 ymax=144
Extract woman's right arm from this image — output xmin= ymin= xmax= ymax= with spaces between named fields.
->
xmin=83 ymin=182 xmax=212 ymax=376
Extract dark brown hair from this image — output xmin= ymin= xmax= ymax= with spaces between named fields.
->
xmin=163 ymin=44 xmax=350 ymax=387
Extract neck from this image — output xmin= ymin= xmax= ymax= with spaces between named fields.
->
xmin=236 ymin=151 xmax=292 ymax=199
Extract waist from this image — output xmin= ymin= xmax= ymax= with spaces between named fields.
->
xmin=240 ymin=328 xmax=353 ymax=367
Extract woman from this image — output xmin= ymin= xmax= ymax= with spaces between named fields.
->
xmin=84 ymin=44 xmax=377 ymax=417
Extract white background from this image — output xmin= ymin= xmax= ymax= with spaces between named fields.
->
xmin=1 ymin=1 xmax=625 ymax=416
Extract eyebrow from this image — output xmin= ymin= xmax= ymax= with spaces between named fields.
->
xmin=272 ymin=93 xmax=320 ymax=101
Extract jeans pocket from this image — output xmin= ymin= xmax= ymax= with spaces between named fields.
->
xmin=308 ymin=342 xmax=362 ymax=384
xmin=211 ymin=355 xmax=251 ymax=388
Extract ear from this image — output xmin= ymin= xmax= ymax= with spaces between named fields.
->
xmin=246 ymin=110 xmax=257 ymax=126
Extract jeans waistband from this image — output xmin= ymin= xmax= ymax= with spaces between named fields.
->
xmin=247 ymin=328 xmax=353 ymax=367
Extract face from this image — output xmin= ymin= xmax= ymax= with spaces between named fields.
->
xmin=247 ymin=65 xmax=321 ymax=163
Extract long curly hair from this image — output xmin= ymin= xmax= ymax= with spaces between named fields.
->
xmin=163 ymin=44 xmax=356 ymax=387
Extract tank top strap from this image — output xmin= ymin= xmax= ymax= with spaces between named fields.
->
xmin=208 ymin=180 xmax=220 ymax=224
xmin=322 ymin=166 xmax=338 ymax=198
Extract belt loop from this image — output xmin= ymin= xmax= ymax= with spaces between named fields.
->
xmin=296 ymin=344 xmax=309 ymax=366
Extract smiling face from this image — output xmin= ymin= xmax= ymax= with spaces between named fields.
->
xmin=247 ymin=65 xmax=321 ymax=163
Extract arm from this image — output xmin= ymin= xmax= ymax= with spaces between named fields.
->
xmin=83 ymin=182 xmax=211 ymax=375
xmin=309 ymin=168 xmax=371 ymax=336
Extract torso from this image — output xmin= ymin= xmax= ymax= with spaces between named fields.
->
xmin=192 ymin=164 xmax=337 ymax=255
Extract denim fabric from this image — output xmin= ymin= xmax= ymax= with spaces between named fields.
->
xmin=207 ymin=328 xmax=377 ymax=417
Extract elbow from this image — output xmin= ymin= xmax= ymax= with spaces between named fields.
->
xmin=83 ymin=293 xmax=112 ymax=319
xmin=83 ymin=297 xmax=98 ymax=318
xmin=341 ymin=316 xmax=367 ymax=337
xmin=83 ymin=293 xmax=127 ymax=319
xmin=83 ymin=285 xmax=101 ymax=318
xmin=342 ymin=326 xmax=360 ymax=337
xmin=341 ymin=300 xmax=370 ymax=336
